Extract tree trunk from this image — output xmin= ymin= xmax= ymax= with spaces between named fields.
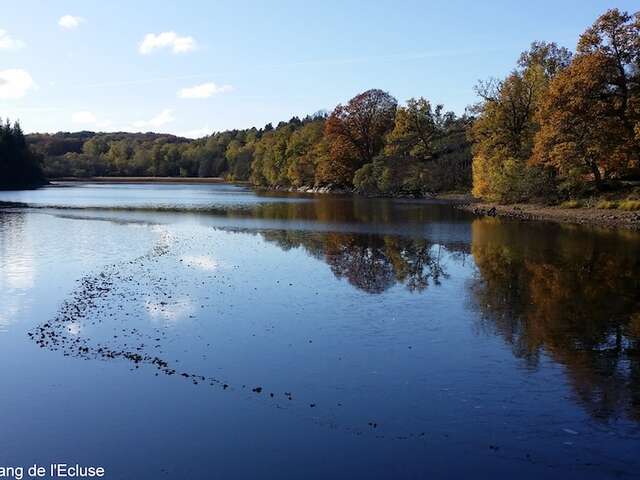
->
xmin=589 ymin=160 xmax=603 ymax=189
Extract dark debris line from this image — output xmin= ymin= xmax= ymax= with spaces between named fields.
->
xmin=27 ymin=232 xmax=430 ymax=442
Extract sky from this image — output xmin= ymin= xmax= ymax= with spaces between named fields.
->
xmin=0 ymin=0 xmax=637 ymax=138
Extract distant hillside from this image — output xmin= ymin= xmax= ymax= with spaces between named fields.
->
xmin=26 ymin=131 xmax=190 ymax=158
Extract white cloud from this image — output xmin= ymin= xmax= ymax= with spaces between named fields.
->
xmin=0 ymin=30 xmax=25 ymax=50
xmin=179 ymin=127 xmax=212 ymax=139
xmin=133 ymin=109 xmax=175 ymax=129
xmin=71 ymin=111 xmax=97 ymax=124
xmin=139 ymin=31 xmax=196 ymax=54
xmin=58 ymin=15 xmax=84 ymax=29
xmin=178 ymin=82 xmax=233 ymax=99
xmin=70 ymin=112 xmax=115 ymax=130
xmin=0 ymin=69 xmax=36 ymax=99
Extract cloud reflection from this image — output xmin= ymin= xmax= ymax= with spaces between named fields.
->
xmin=144 ymin=296 xmax=195 ymax=323
xmin=180 ymin=255 xmax=219 ymax=271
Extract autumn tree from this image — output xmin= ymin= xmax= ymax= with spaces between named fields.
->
xmin=249 ymin=125 xmax=295 ymax=186
xmin=470 ymin=67 xmax=547 ymax=201
xmin=533 ymin=55 xmax=620 ymax=190
xmin=285 ymin=118 xmax=325 ymax=187
xmin=360 ymin=98 xmax=472 ymax=195
xmin=320 ymin=89 xmax=397 ymax=186
xmin=518 ymin=40 xmax=573 ymax=78
xmin=315 ymin=134 xmax=359 ymax=186
xmin=470 ymin=42 xmax=571 ymax=202
xmin=385 ymin=97 xmax=453 ymax=160
xmin=532 ymin=9 xmax=640 ymax=192
xmin=225 ymin=138 xmax=255 ymax=181
xmin=578 ymin=9 xmax=639 ymax=158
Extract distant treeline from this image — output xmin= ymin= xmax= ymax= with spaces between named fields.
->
xmin=27 ymin=96 xmax=472 ymax=196
xmin=12 ymin=7 xmax=640 ymax=202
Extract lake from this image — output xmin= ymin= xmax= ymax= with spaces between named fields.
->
xmin=0 ymin=182 xmax=639 ymax=479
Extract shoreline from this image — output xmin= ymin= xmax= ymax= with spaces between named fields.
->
xmin=460 ymin=202 xmax=640 ymax=231
xmin=35 ymin=178 xmax=640 ymax=230
xmin=50 ymin=176 xmax=242 ymax=185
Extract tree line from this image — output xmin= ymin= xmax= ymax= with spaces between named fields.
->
xmin=0 ymin=119 xmax=45 ymax=189
xmin=27 ymin=98 xmax=472 ymax=196
xmin=10 ymin=8 xmax=640 ymax=202
xmin=471 ymin=8 xmax=639 ymax=202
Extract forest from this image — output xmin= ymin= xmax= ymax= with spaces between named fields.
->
xmin=4 ymin=8 xmax=640 ymax=204
xmin=26 ymin=100 xmax=472 ymax=196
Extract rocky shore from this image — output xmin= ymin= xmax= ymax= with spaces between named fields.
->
xmin=461 ymin=202 xmax=640 ymax=231
xmin=266 ymin=184 xmax=355 ymax=195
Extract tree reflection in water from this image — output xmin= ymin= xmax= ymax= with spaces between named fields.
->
xmin=259 ymin=230 xmax=455 ymax=294
xmin=470 ymin=218 xmax=640 ymax=423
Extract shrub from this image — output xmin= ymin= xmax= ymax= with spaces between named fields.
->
xmin=560 ymin=200 xmax=583 ymax=209
xmin=618 ymin=199 xmax=640 ymax=211
xmin=596 ymin=200 xmax=618 ymax=209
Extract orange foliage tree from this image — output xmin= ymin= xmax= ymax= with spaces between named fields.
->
xmin=320 ymin=89 xmax=397 ymax=186
xmin=532 ymin=9 xmax=640 ymax=191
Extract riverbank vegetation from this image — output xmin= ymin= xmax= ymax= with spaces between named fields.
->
xmin=15 ymin=8 xmax=640 ymax=205
xmin=471 ymin=8 xmax=640 ymax=208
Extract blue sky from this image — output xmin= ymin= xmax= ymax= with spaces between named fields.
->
xmin=1 ymin=0 xmax=636 ymax=137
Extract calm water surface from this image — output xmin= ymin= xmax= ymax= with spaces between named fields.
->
xmin=0 ymin=182 xmax=639 ymax=479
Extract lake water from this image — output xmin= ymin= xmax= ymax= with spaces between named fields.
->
xmin=0 ymin=182 xmax=639 ymax=479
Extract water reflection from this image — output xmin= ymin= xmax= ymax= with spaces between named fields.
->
xmin=0 ymin=212 xmax=35 ymax=289
xmin=0 ymin=211 xmax=35 ymax=330
xmin=259 ymin=230 xmax=462 ymax=294
xmin=144 ymin=295 xmax=195 ymax=324
xmin=3 ymin=181 xmax=640 ymax=462
xmin=470 ymin=218 xmax=640 ymax=423
xmin=1 ymin=184 xmax=475 ymax=242
xmin=180 ymin=255 xmax=219 ymax=271
xmin=252 ymin=194 xmax=470 ymax=226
